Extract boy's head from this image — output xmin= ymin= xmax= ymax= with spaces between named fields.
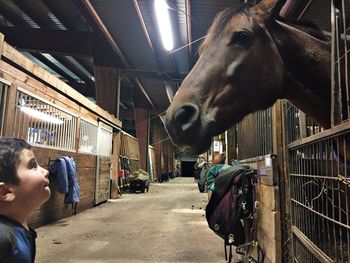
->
xmin=0 ymin=138 xmax=50 ymax=219
xmin=0 ymin=138 xmax=32 ymax=184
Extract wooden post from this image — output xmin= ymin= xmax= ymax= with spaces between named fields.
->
xmin=151 ymin=119 xmax=164 ymax=181
xmin=94 ymin=65 xmax=118 ymax=116
xmin=134 ymin=107 xmax=149 ymax=171
xmin=0 ymin=33 xmax=4 ymax=59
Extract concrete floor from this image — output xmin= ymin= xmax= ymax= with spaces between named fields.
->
xmin=35 ymin=177 xmax=226 ymax=263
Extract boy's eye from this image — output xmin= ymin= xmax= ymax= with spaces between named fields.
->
xmin=28 ymin=159 xmax=38 ymax=169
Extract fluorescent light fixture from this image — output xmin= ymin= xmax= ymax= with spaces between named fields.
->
xmin=20 ymin=106 xmax=64 ymax=125
xmin=154 ymin=0 xmax=174 ymax=51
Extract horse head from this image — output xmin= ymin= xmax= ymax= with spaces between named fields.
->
xmin=165 ymin=1 xmax=289 ymax=153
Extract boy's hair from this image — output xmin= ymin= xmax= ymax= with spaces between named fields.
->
xmin=0 ymin=138 xmax=32 ymax=184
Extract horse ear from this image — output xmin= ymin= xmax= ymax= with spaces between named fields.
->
xmin=254 ymin=0 xmax=285 ymax=17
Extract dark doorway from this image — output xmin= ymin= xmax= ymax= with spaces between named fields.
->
xmin=181 ymin=161 xmax=196 ymax=177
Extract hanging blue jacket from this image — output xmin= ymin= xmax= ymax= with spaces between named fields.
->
xmin=63 ymin=157 xmax=80 ymax=204
xmin=49 ymin=158 xmax=68 ymax=194
xmin=49 ymin=157 xmax=80 ymax=204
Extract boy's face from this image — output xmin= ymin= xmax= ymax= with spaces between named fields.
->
xmin=11 ymin=149 xmax=51 ymax=209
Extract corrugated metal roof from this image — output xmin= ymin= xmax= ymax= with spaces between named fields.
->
xmin=91 ymin=0 xmax=157 ymax=71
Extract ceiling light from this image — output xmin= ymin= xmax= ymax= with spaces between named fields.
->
xmin=20 ymin=106 xmax=64 ymax=125
xmin=154 ymin=0 xmax=174 ymax=51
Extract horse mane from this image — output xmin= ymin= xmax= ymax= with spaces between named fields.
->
xmin=275 ymin=17 xmax=330 ymax=41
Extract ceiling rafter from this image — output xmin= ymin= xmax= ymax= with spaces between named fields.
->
xmin=133 ymin=1 xmax=181 ymax=106
xmin=30 ymin=53 xmax=76 ymax=82
xmin=132 ymin=0 xmax=156 ymax=54
xmin=0 ymin=2 xmax=30 ymax=27
xmin=42 ymin=0 xmax=95 ymax=77
xmin=73 ymin=56 xmax=94 ymax=76
xmin=52 ymin=55 xmax=94 ymax=85
xmin=0 ymin=0 xmax=94 ymax=93
xmin=76 ymin=0 xmax=156 ymax=109
xmin=11 ymin=0 xmax=57 ymax=29
xmin=185 ymin=0 xmax=193 ymax=68
xmin=133 ymin=0 xmax=173 ymax=105
xmin=17 ymin=0 xmax=94 ymax=85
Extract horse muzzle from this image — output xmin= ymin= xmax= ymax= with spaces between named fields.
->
xmin=164 ymin=103 xmax=212 ymax=154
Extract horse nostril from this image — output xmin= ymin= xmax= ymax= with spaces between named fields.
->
xmin=174 ymin=104 xmax=199 ymax=132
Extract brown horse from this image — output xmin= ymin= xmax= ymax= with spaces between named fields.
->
xmin=164 ymin=1 xmax=331 ymax=154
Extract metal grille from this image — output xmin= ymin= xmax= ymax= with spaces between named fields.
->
xmin=293 ymin=232 xmax=326 ymax=263
xmin=331 ymin=0 xmax=350 ymax=125
xmin=79 ymin=119 xmax=98 ymax=155
xmin=289 ymin=135 xmax=350 ymax=262
xmin=286 ymin=128 xmax=350 ymax=259
xmin=283 ymin=1 xmax=350 ymax=262
xmin=237 ymin=108 xmax=272 ymax=159
xmin=14 ymin=90 xmax=77 ymax=151
xmin=284 ymin=103 xmax=324 ymax=144
xmin=0 ymin=80 xmax=9 ymax=136
xmin=120 ymin=131 xmax=140 ymax=160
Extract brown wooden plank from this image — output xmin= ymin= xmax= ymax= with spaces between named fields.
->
xmin=0 ymin=33 xmax=4 ymax=59
xmin=1 ymin=42 xmax=121 ymax=127
xmin=0 ymin=60 xmax=80 ymax=112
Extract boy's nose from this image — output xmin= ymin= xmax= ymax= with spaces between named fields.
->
xmin=41 ymin=167 xmax=49 ymax=177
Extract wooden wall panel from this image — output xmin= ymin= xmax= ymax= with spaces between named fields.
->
xmin=95 ymin=156 xmax=111 ymax=204
xmin=28 ymin=148 xmax=96 ymax=228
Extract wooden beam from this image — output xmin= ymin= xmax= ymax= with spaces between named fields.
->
xmin=73 ymin=56 xmax=94 ymax=76
xmin=77 ymin=0 xmax=129 ymax=67
xmin=30 ymin=52 xmax=76 ymax=82
xmin=132 ymin=0 xmax=155 ymax=53
xmin=52 ymin=55 xmax=94 ymax=85
xmin=76 ymin=0 xmax=156 ymax=109
xmin=185 ymin=0 xmax=193 ymax=68
xmin=12 ymin=0 xmax=57 ymax=28
xmin=121 ymin=69 xmax=186 ymax=81
xmin=0 ymin=27 xmax=92 ymax=56
xmin=135 ymin=108 xmax=150 ymax=171
xmin=0 ymin=2 xmax=29 ymax=27
xmin=94 ymin=65 xmax=119 ymax=115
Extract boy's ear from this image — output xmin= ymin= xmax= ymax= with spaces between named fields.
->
xmin=0 ymin=182 xmax=15 ymax=202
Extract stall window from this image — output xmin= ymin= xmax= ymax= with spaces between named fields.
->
xmin=14 ymin=90 xmax=77 ymax=151
xmin=79 ymin=119 xmax=98 ymax=155
xmin=98 ymin=127 xmax=112 ymax=157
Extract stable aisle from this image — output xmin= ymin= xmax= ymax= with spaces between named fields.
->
xmin=36 ymin=177 xmax=224 ymax=263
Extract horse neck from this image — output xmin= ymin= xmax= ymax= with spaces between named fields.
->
xmin=268 ymin=19 xmax=332 ymax=128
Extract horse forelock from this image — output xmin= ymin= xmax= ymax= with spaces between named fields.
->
xmin=198 ymin=3 xmax=250 ymax=55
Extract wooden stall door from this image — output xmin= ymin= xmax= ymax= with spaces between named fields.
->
xmin=95 ymin=122 xmax=113 ymax=205
xmin=110 ymin=131 xmax=121 ymax=198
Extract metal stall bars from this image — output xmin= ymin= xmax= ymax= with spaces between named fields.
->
xmin=283 ymin=1 xmax=350 ymax=262
xmin=236 ymin=103 xmax=284 ymax=263
xmin=13 ymin=88 xmax=77 ymax=152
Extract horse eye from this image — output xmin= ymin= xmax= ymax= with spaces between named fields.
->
xmin=229 ymin=31 xmax=252 ymax=46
